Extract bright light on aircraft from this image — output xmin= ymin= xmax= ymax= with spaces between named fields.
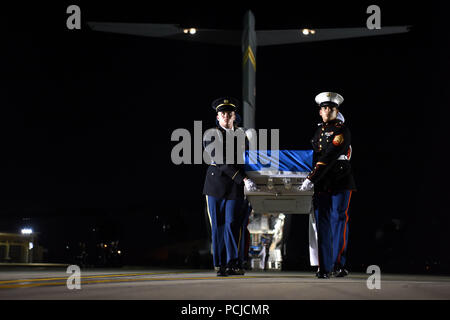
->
xmin=183 ymin=28 xmax=196 ymax=35
xmin=21 ymin=228 xmax=33 ymax=234
xmin=302 ymin=29 xmax=315 ymax=35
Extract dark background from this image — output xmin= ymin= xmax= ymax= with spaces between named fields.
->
xmin=2 ymin=1 xmax=448 ymax=273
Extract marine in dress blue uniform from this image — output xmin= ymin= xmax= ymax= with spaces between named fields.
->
xmin=299 ymin=92 xmax=356 ymax=278
xmin=203 ymin=97 xmax=257 ymax=276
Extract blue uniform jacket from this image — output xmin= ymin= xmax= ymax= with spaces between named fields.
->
xmin=202 ymin=125 xmax=248 ymax=200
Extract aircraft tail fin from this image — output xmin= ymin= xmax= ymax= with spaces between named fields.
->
xmin=242 ymin=11 xmax=257 ymax=129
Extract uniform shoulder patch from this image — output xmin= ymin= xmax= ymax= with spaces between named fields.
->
xmin=332 ymin=133 xmax=344 ymax=146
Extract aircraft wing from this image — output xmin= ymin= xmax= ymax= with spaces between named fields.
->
xmin=256 ymin=26 xmax=411 ymax=46
xmin=88 ymin=22 xmax=241 ymax=46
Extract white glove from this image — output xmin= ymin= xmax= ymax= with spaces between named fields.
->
xmin=299 ymin=178 xmax=314 ymax=191
xmin=244 ymin=178 xmax=258 ymax=192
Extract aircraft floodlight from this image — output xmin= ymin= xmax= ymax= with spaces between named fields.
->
xmin=183 ymin=29 xmax=189 ymax=34
xmin=302 ymin=29 xmax=310 ymax=35
xmin=310 ymin=29 xmax=316 ymax=34
xmin=189 ymin=28 xmax=197 ymax=35
xmin=21 ymin=228 xmax=33 ymax=234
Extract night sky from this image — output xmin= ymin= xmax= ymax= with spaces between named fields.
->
xmin=2 ymin=2 xmax=448 ymax=271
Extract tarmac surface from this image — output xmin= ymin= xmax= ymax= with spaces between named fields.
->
xmin=0 ymin=267 xmax=449 ymax=300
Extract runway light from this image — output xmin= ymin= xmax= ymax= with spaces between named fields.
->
xmin=21 ymin=228 xmax=33 ymax=234
xmin=117 ymin=250 xmax=121 ymax=255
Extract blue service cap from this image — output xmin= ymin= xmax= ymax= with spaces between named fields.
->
xmin=211 ymin=97 xmax=239 ymax=113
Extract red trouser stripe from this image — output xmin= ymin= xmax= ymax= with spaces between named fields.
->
xmin=337 ymin=191 xmax=352 ymax=264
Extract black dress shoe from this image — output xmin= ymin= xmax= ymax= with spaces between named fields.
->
xmin=225 ymin=267 xmax=244 ymax=276
xmin=236 ymin=268 xmax=245 ymax=275
xmin=334 ymin=268 xmax=349 ymax=277
xmin=316 ymin=272 xmax=330 ymax=279
xmin=217 ymin=267 xmax=228 ymax=277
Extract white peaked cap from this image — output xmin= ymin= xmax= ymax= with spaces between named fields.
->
xmin=315 ymin=92 xmax=344 ymax=107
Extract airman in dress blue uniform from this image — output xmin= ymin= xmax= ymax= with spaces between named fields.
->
xmin=299 ymin=92 xmax=356 ymax=278
xmin=203 ymin=97 xmax=257 ymax=276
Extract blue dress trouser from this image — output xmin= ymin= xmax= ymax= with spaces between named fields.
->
xmin=206 ymin=196 xmax=245 ymax=267
xmin=238 ymin=200 xmax=252 ymax=267
xmin=314 ymin=190 xmax=352 ymax=273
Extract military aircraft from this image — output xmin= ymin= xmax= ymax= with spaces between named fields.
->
xmin=88 ymin=10 xmax=409 ymax=129
xmin=88 ymin=10 xmax=410 ymax=271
